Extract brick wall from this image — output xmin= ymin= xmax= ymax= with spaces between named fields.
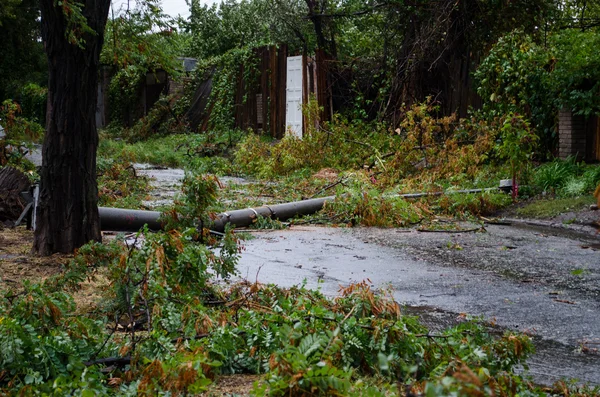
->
xmin=558 ymin=108 xmax=587 ymax=159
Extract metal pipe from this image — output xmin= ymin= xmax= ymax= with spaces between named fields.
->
xmin=210 ymin=196 xmax=336 ymax=232
xmin=99 ymin=207 xmax=163 ymax=231
xmin=98 ymin=184 xmax=505 ymax=232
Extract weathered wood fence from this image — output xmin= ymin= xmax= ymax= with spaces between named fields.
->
xmin=187 ymin=45 xmax=332 ymax=138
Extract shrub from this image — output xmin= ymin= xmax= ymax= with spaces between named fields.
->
xmin=0 ymin=99 xmax=43 ymax=170
xmin=533 ymin=157 xmax=581 ymax=192
xmin=582 ymin=165 xmax=600 ymax=192
xmin=97 ymin=158 xmax=152 ymax=208
xmin=321 ymin=173 xmax=424 ymax=227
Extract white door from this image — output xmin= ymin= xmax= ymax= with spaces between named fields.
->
xmin=286 ymin=55 xmax=303 ymax=138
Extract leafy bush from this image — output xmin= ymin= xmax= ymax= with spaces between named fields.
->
xmin=0 ymin=283 xmax=109 ymax=394
xmin=235 ymin=115 xmax=389 ymax=179
xmin=527 ymin=157 xmax=600 ymax=199
xmin=436 ymin=191 xmax=513 ymax=217
xmin=534 ymin=160 xmax=574 ymax=192
xmin=322 ymin=173 xmax=424 ymax=227
xmin=582 ymin=165 xmax=600 ymax=192
xmin=18 ymin=83 xmax=47 ymax=125
xmin=561 ymin=177 xmax=587 ymax=197
xmin=0 ymin=99 xmax=42 ymax=170
xmin=122 ymin=95 xmax=190 ymax=142
xmin=97 ymin=158 xmax=152 ymax=209
xmin=495 ymin=113 xmax=538 ymax=199
xmin=163 ymin=170 xmax=221 ymax=230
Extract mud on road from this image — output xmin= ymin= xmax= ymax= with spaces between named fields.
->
xmin=237 ymin=222 xmax=600 ymax=387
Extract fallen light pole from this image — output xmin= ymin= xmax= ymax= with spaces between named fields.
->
xmin=98 ymin=207 xmax=163 ymax=231
xmin=96 ymin=197 xmax=337 ymax=232
xmin=210 ymin=196 xmax=336 ymax=232
xmin=96 ymin=182 xmax=508 ymax=233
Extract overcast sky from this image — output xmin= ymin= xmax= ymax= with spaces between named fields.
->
xmin=111 ymin=0 xmax=220 ymax=21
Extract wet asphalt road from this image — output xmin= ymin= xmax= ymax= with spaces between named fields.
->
xmin=236 ymin=224 xmax=600 ymax=386
xmin=96 ymin=165 xmax=600 ymax=385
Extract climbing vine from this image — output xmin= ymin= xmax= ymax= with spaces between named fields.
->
xmin=182 ymin=47 xmax=258 ymax=132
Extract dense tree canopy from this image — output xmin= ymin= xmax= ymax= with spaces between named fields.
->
xmin=0 ymin=0 xmax=46 ymax=107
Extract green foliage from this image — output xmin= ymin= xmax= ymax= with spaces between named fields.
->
xmin=183 ymin=47 xmax=257 ymax=132
xmin=182 ymin=0 xmax=281 ymax=60
xmin=323 ymin=173 xmax=423 ymax=227
xmin=164 ymin=171 xmax=221 ymax=230
xmin=516 ymin=196 xmax=595 ymax=218
xmin=97 ymin=158 xmax=151 ymax=209
xmin=475 ymin=31 xmax=555 ymax=155
xmin=533 ymin=157 xmax=581 ymax=192
xmin=476 ymin=32 xmax=545 ymax=117
xmin=234 ymin=281 xmax=537 ymax=396
xmin=476 ymin=29 xmax=600 ymax=155
xmin=250 ymin=215 xmax=287 ymax=230
xmin=496 ymin=113 xmax=538 ymax=183
xmin=102 ymin=0 xmax=184 ymax=127
xmin=18 ymin=83 xmax=47 ymax=125
xmin=124 ymin=95 xmax=189 ymax=142
xmin=0 ymin=228 xmax=551 ymax=396
xmin=582 ymin=165 xmax=600 ymax=192
xmin=235 ymin=108 xmax=390 ymax=179
xmin=436 ymin=191 xmax=513 ymax=218
xmin=548 ymin=30 xmax=600 ymax=117
xmin=0 ymin=99 xmax=42 ymax=171
xmin=0 ymin=0 xmax=47 ymax=104
xmin=532 ymin=157 xmax=600 ymax=198
xmin=0 ymin=283 xmax=109 ymax=394
xmin=98 ymin=133 xmax=191 ymax=167
xmin=101 ymin=0 xmax=181 ymax=72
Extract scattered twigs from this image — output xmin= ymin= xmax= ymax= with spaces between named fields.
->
xmin=417 ymin=226 xmax=483 ymax=233
xmin=171 ymin=333 xmax=209 ymax=344
xmin=309 ymin=177 xmax=347 ymax=199
xmin=321 ymin=127 xmax=372 ymax=149
xmin=138 ymin=288 xmax=152 ymax=334
xmin=480 ymin=216 xmax=512 ymax=226
xmin=203 ymin=299 xmax=227 ymax=306
xmin=364 ymin=151 xmax=395 ymax=170
xmin=84 ymin=356 xmax=131 ymax=367
xmin=124 ymin=164 xmax=137 ymax=178
xmin=90 ymin=314 xmax=120 ymax=362
xmin=414 ymin=333 xmax=452 ymax=339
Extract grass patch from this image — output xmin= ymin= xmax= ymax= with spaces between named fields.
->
xmin=98 ymin=134 xmax=191 ymax=167
xmin=98 ymin=129 xmax=243 ymax=171
xmin=516 ymin=196 xmax=595 ymax=218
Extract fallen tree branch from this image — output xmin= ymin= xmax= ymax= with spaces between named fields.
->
xmin=417 ymin=227 xmax=483 ymax=233
xmin=309 ymin=177 xmax=347 ymax=199
xmin=84 ymin=356 xmax=131 ymax=367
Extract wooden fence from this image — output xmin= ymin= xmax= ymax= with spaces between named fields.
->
xmin=187 ymin=45 xmax=331 ymax=138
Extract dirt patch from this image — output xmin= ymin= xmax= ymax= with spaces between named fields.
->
xmin=0 ymin=227 xmax=116 ymax=313
xmin=312 ymin=168 xmax=339 ymax=183
xmin=0 ymin=227 xmax=67 ymax=290
xmin=201 ymin=374 xmax=261 ymax=396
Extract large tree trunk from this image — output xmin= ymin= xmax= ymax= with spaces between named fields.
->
xmin=34 ymin=0 xmax=111 ymax=255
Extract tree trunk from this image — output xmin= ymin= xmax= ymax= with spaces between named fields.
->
xmin=34 ymin=0 xmax=111 ymax=255
xmin=305 ymin=0 xmax=329 ymax=54
xmin=0 ymin=167 xmax=30 ymax=224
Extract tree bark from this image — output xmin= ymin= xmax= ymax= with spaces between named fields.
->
xmin=0 ymin=167 xmax=30 ymax=224
xmin=34 ymin=0 xmax=111 ymax=255
xmin=305 ymin=0 xmax=329 ymax=54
